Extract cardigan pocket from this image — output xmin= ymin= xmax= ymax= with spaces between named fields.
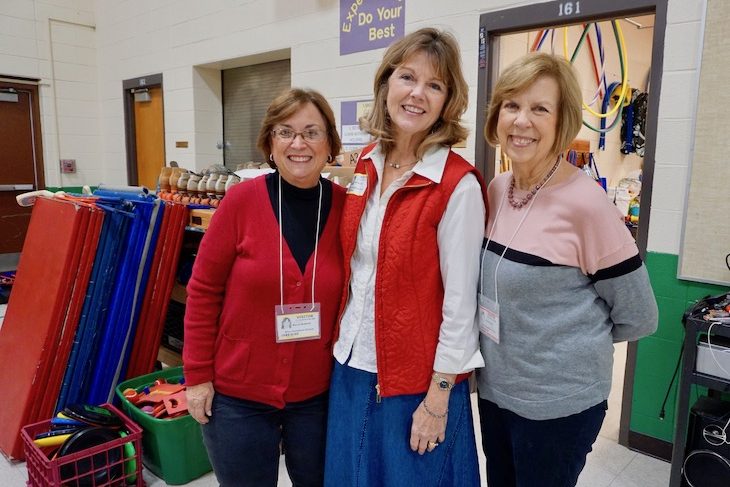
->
xmin=215 ymin=333 xmax=251 ymax=383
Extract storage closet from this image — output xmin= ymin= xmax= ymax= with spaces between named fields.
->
xmin=495 ymin=17 xmax=654 ymax=237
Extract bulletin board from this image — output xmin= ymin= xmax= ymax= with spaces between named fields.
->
xmin=679 ymin=0 xmax=730 ymax=285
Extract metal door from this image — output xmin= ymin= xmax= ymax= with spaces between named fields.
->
xmin=0 ymin=81 xmax=45 ymax=254
xmin=133 ymin=86 xmax=165 ymax=189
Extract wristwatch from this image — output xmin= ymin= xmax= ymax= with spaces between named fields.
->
xmin=432 ymin=373 xmax=454 ymax=391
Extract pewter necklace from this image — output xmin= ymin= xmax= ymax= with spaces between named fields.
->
xmin=508 ymin=155 xmax=562 ymax=209
xmin=387 ymin=160 xmax=419 ymax=169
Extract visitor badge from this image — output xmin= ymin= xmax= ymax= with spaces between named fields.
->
xmin=478 ymin=293 xmax=500 ymax=344
xmin=347 ymin=173 xmax=368 ymax=196
xmin=274 ymin=303 xmax=321 ymax=343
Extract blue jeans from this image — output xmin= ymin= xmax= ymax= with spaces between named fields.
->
xmin=478 ymin=398 xmax=607 ymax=487
xmin=324 ymin=361 xmax=480 ymax=486
xmin=202 ymin=391 xmax=328 ymax=487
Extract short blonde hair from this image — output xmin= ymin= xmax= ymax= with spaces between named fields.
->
xmin=361 ymin=27 xmax=468 ymax=160
xmin=484 ymin=52 xmax=582 ymax=155
xmin=257 ymin=88 xmax=342 ymax=168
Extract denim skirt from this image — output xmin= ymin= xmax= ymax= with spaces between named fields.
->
xmin=324 ymin=361 xmax=480 ymax=487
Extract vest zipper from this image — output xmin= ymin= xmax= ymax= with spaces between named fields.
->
xmin=374 ymin=180 xmax=432 ymax=398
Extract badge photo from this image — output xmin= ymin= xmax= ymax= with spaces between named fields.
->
xmin=274 ymin=303 xmax=322 ymax=343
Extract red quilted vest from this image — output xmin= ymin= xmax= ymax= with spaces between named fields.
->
xmin=336 ymin=144 xmax=486 ymax=397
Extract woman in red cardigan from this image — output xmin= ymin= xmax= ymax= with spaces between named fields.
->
xmin=183 ymin=88 xmax=345 ymax=486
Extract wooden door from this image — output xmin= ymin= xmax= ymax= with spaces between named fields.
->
xmin=133 ymin=87 xmax=165 ymax=190
xmin=0 ymin=81 xmax=44 ymax=254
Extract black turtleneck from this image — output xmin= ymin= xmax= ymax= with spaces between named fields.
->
xmin=266 ymin=172 xmax=333 ymax=274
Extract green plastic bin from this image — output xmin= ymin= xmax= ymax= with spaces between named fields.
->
xmin=115 ymin=366 xmax=212 ymax=485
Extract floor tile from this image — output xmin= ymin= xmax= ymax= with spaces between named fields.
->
xmin=590 ymin=436 xmax=639 ymax=477
xmin=577 ymin=436 xmax=638 ymax=487
xmin=577 ymin=459 xmax=619 ymax=487
xmin=141 ymin=456 xmax=291 ymax=486
xmin=0 ymin=456 xmax=27 ymax=486
xmin=608 ymin=452 xmax=671 ymax=487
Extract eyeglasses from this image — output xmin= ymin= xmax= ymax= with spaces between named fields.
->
xmin=272 ymin=128 xmax=326 ymax=142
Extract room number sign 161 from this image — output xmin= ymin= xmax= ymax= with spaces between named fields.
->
xmin=558 ymin=1 xmax=581 ymax=16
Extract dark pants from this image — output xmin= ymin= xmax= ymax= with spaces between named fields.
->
xmin=478 ymin=398 xmax=607 ymax=487
xmin=202 ymin=391 xmax=328 ymax=487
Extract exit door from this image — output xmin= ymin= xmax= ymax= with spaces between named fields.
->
xmin=133 ymin=87 xmax=165 ymax=189
xmin=0 ymin=81 xmax=45 ymax=254
xmin=124 ymin=75 xmax=165 ymax=191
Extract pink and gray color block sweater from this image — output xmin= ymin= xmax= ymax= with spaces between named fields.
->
xmin=476 ymin=169 xmax=658 ymax=420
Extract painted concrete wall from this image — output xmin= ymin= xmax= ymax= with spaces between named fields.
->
xmin=1 ymin=0 xmax=98 ymax=188
xmin=0 ymin=0 xmax=706 ymax=256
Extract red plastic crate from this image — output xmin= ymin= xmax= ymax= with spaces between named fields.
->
xmin=21 ymin=403 xmax=144 ymax=486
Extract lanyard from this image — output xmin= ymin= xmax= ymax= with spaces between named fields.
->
xmin=479 ymin=163 xmax=559 ymax=304
xmin=278 ymin=174 xmax=322 ymax=309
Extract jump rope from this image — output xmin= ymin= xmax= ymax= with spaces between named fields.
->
xmin=531 ymin=20 xmax=630 ymax=135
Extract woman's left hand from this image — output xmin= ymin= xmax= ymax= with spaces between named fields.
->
xmin=410 ymin=389 xmax=449 ymax=455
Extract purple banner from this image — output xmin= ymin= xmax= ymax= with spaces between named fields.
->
xmin=340 ymin=0 xmax=405 ymax=55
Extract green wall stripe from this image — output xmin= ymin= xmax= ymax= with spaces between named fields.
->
xmin=631 ymin=251 xmax=727 ymax=443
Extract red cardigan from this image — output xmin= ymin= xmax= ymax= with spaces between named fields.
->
xmin=183 ymin=176 xmax=345 ymax=409
xmin=336 ymin=146 xmax=484 ymax=397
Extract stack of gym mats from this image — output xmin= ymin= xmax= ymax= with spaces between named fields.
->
xmin=124 ymin=202 xmax=189 ymax=379
xmin=0 ymin=193 xmax=187 ymax=460
xmin=57 ymin=191 xmax=165 ymax=409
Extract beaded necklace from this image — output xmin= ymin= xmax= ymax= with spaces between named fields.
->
xmin=507 ymin=156 xmax=562 ymax=209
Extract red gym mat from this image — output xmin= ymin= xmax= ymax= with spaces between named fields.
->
xmin=35 ymin=205 xmax=104 ymax=423
xmin=0 ymin=197 xmax=91 ymax=460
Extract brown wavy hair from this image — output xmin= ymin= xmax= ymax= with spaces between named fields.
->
xmin=360 ymin=27 xmax=468 ymax=160
xmin=484 ymin=52 xmax=582 ymax=156
xmin=257 ymin=88 xmax=342 ymax=168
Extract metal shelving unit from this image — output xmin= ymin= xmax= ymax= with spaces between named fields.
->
xmin=669 ymin=317 xmax=730 ymax=486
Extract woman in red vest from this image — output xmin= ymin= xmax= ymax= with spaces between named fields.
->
xmin=183 ymin=89 xmax=345 ymax=486
xmin=325 ymin=28 xmax=486 ymax=486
